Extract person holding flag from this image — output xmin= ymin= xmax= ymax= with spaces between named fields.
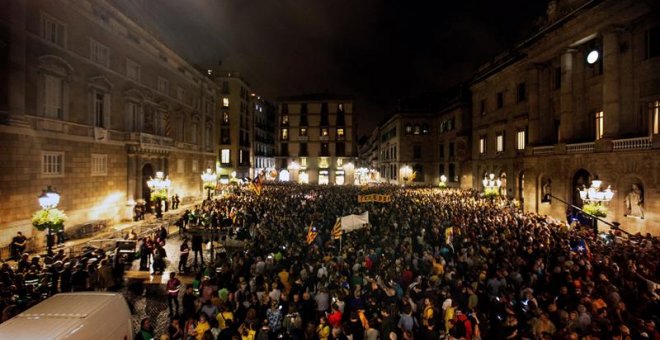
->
xmin=306 ymin=222 xmax=318 ymax=245
xmin=332 ymin=218 xmax=342 ymax=240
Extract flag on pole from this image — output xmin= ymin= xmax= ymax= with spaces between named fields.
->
xmin=331 ymin=218 xmax=342 ymax=240
xmin=306 ymin=222 xmax=318 ymax=245
xmin=250 ymin=173 xmax=265 ymax=195
xmin=570 ymin=238 xmax=592 ymax=259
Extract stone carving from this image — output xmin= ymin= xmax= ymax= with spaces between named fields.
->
xmin=541 ymin=178 xmax=552 ymax=203
xmin=624 ymin=183 xmax=645 ymax=219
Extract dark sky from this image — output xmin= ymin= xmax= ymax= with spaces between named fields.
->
xmin=113 ymin=0 xmax=548 ymax=135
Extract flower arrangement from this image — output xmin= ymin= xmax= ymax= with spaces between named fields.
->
xmin=150 ymin=190 xmax=168 ymax=201
xmin=32 ymin=208 xmax=67 ymax=232
xmin=582 ymin=202 xmax=608 ymax=217
xmin=203 ymin=182 xmax=216 ymax=190
xmin=483 ymin=187 xmax=500 ymax=199
xmin=438 ymin=181 xmax=447 ymax=189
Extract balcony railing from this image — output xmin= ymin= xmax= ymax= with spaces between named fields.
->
xmin=532 ymin=145 xmax=554 ymax=155
xmin=613 ymin=136 xmax=653 ymax=150
xmin=566 ymin=142 xmax=594 ymax=153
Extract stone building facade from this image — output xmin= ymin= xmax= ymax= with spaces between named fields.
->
xmin=252 ymin=95 xmax=276 ymax=174
xmin=470 ymin=0 xmax=660 ymax=234
xmin=0 ymin=0 xmax=217 ymax=245
xmin=276 ymin=95 xmax=356 ymax=185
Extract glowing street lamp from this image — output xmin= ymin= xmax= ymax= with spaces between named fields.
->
xmin=400 ymin=165 xmax=412 ymax=186
xmin=483 ymin=173 xmax=501 ymax=198
xmin=147 ymin=171 xmax=171 ymax=219
xmin=201 ymin=168 xmax=218 ymax=200
xmin=439 ymin=174 xmax=448 ymax=188
xmin=34 ymin=186 xmax=66 ymax=256
xmin=578 ymin=178 xmax=614 ymax=219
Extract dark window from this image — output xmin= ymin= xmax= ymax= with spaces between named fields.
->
xmin=413 ymin=164 xmax=424 ymax=182
xmin=320 ymin=112 xmax=329 ymax=126
xmin=422 ymin=124 xmax=429 ymax=134
xmin=336 ymin=142 xmax=345 ymax=156
xmin=439 ymin=164 xmax=445 ymax=177
xmin=647 ymin=25 xmax=660 ymax=59
xmin=281 ymin=103 xmax=288 ymax=114
xmin=517 ymin=83 xmax=526 ymax=103
xmin=480 ymin=99 xmax=486 ymax=115
xmin=496 ymin=92 xmax=504 ymax=109
xmin=413 ymin=145 xmax=422 ymax=159
xmin=299 ymin=143 xmax=308 ymax=156
xmin=220 ymin=127 xmax=230 ymax=144
xmin=320 ymin=143 xmax=329 ymax=156
xmin=554 ymin=67 xmax=561 ymax=90
xmin=321 ymin=102 xmax=328 ymax=114
xmin=221 ymin=81 xmax=229 ymax=94
xmin=439 ymin=144 xmax=444 ymax=158
xmin=222 ymin=112 xmax=230 ymax=124
xmin=300 ymin=103 xmax=307 ymax=114
xmin=336 ymin=112 xmax=345 ymax=126
xmin=449 ymin=142 xmax=455 ymax=157
xmin=280 ymin=143 xmax=289 ymax=156
xmin=448 ymin=163 xmax=456 ymax=182
xmin=299 ymin=114 xmax=308 ymax=126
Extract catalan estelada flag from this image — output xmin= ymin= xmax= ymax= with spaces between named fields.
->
xmin=331 ymin=218 xmax=342 ymax=240
xmin=306 ymin=222 xmax=318 ymax=245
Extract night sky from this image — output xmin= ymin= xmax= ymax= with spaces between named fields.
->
xmin=112 ymin=0 xmax=548 ymax=135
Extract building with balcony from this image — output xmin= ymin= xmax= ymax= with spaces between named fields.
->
xmin=213 ymin=71 xmax=253 ymax=179
xmin=0 ymin=0 xmax=217 ymax=245
xmin=253 ymin=96 xmax=276 ymax=173
xmin=276 ymin=94 xmax=356 ymax=184
xmin=470 ymin=0 xmax=660 ymax=234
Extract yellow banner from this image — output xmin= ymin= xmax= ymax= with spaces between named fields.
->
xmin=357 ymin=194 xmax=392 ymax=203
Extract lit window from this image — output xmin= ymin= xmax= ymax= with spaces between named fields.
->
xmin=281 ymin=128 xmax=288 ymax=140
xmin=321 ymin=128 xmax=329 ymax=136
xmin=516 ymin=130 xmax=526 ymax=150
xmin=414 ymin=125 xmax=421 ymax=135
xmin=336 ymin=158 xmax=343 ymax=167
xmin=222 ymin=98 xmax=229 ymax=107
xmin=42 ymin=151 xmax=64 ymax=177
xmin=496 ymin=133 xmax=504 ymax=152
xmin=281 ymin=115 xmax=288 ymax=125
xmin=319 ymin=170 xmax=329 ymax=185
xmin=405 ymin=124 xmax=412 ymax=134
xmin=300 ymin=157 xmax=307 ymax=168
xmin=479 ymin=137 xmax=486 ymax=154
xmin=650 ymin=101 xmax=659 ymax=135
xmin=91 ymin=154 xmax=107 ymax=176
xmin=177 ymin=159 xmax=184 ymax=173
xmin=595 ymin=111 xmax=604 ymax=140
xmin=300 ymin=128 xmax=307 ymax=137
xmin=223 ymin=112 xmax=230 ymax=123
xmin=90 ymin=39 xmax=109 ymax=67
xmin=337 ymin=128 xmax=345 ymax=138
xmin=319 ymin=157 xmax=329 ymax=168
xmin=41 ymin=13 xmax=66 ymax=47
xmin=221 ymin=149 xmax=230 ymax=164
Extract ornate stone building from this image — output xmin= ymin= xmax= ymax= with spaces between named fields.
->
xmin=0 ymin=0 xmax=217 ymax=245
xmin=470 ymin=0 xmax=660 ymax=234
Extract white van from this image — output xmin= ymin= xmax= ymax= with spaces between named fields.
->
xmin=0 ymin=292 xmax=133 ymax=339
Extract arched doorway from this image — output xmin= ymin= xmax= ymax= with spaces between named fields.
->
xmin=142 ymin=163 xmax=154 ymax=209
xmin=572 ymin=169 xmax=591 ymax=207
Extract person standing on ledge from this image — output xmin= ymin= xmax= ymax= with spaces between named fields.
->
xmin=11 ymin=231 xmax=27 ymax=259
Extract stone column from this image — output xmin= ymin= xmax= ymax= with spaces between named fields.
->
xmin=528 ymin=65 xmax=541 ymax=146
xmin=560 ymin=49 xmax=576 ymax=143
xmin=602 ymin=28 xmax=621 ymax=138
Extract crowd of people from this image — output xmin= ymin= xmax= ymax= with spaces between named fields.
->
xmin=140 ymin=184 xmax=659 ymax=340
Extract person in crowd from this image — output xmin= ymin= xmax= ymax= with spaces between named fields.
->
xmin=11 ymin=232 xmax=27 ymax=259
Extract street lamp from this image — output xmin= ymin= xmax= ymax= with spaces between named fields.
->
xmin=201 ymin=168 xmax=218 ymax=200
xmin=147 ymin=171 xmax=171 ymax=219
xmin=578 ymin=178 xmax=614 ymax=219
xmin=34 ymin=186 xmax=65 ymax=256
xmin=483 ymin=173 xmax=501 ymax=198
xmin=400 ymin=165 xmax=412 ymax=186
xmin=439 ymin=174 xmax=448 ymax=188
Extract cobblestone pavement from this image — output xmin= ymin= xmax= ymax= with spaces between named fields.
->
xmin=124 ymin=234 xmax=187 ymax=336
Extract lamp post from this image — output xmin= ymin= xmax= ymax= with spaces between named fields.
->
xmin=400 ymin=165 xmax=412 ymax=186
xmin=201 ymin=168 xmax=218 ymax=200
xmin=343 ymin=162 xmax=354 ymax=185
xmin=578 ymin=179 xmax=614 ymax=233
xmin=147 ymin=171 xmax=171 ymax=219
xmin=439 ymin=174 xmax=448 ymax=188
xmin=483 ymin=173 xmax=501 ymax=198
xmin=35 ymin=186 xmax=63 ymax=256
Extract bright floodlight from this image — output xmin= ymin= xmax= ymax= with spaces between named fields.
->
xmin=587 ymin=50 xmax=599 ymax=64
xmin=38 ymin=186 xmax=60 ymax=209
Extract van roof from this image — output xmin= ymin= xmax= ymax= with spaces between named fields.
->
xmin=18 ymin=292 xmax=119 ymax=318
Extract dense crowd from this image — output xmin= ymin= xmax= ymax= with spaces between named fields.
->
xmin=1 ymin=184 xmax=659 ymax=340
xmin=142 ymin=185 xmax=659 ymax=340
